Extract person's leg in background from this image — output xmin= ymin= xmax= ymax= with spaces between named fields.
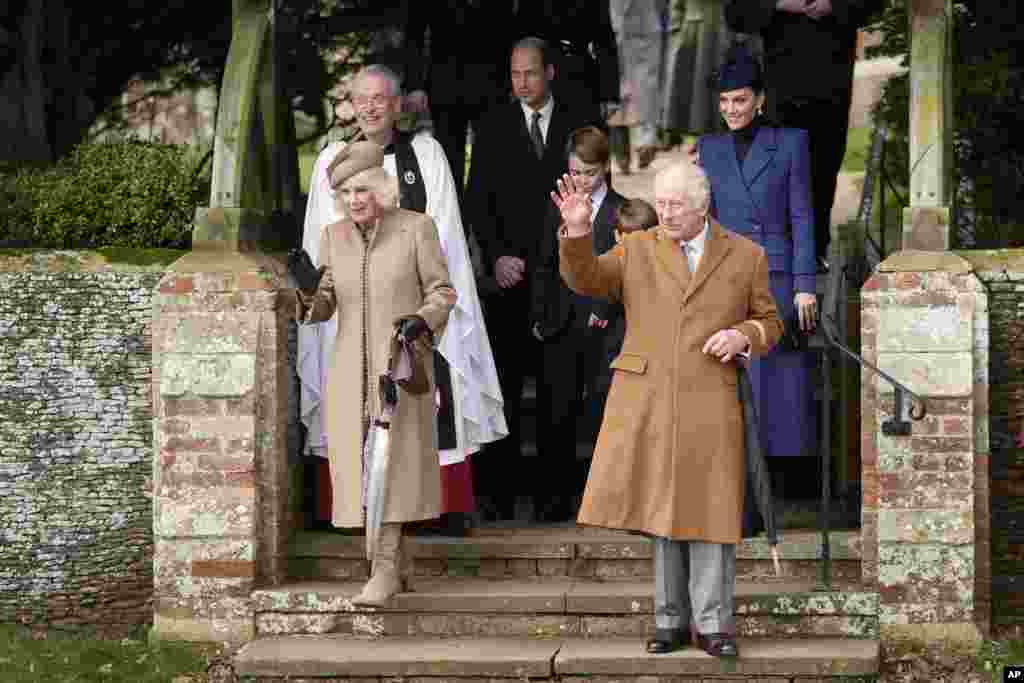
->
xmin=610 ymin=0 xmax=670 ymax=169
xmin=774 ymin=98 xmax=853 ymax=265
xmin=476 ymin=288 xmax=532 ymax=520
xmin=534 ymin=312 xmax=587 ymax=522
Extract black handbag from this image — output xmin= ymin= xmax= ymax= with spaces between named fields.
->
xmin=287 ymin=248 xmax=322 ymax=292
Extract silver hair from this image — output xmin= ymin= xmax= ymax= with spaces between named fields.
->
xmin=512 ymin=36 xmax=550 ymax=66
xmin=354 ymin=63 xmax=403 ymax=97
xmin=654 ymin=162 xmax=711 ymax=208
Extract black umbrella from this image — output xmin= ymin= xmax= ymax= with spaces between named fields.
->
xmin=737 ymin=363 xmax=781 ymax=575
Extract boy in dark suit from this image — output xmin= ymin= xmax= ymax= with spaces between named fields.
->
xmin=581 ymin=199 xmax=659 ymax=452
xmin=530 ymin=126 xmax=625 ymax=522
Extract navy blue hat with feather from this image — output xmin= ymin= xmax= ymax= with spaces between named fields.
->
xmin=716 ymin=43 xmax=764 ymax=92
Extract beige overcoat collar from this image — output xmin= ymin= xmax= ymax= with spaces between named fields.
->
xmin=653 ymin=218 xmax=734 ymax=302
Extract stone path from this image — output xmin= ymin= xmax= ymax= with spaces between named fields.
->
xmin=235 ymin=635 xmax=880 ymax=680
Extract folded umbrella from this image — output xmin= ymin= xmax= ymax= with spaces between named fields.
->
xmin=737 ymin=363 xmax=781 ymax=576
xmin=364 ymin=331 xmax=418 ymax=560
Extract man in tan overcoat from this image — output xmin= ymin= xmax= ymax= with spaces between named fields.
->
xmin=553 ymin=161 xmax=782 ymax=657
xmin=296 ymin=141 xmax=456 ymax=607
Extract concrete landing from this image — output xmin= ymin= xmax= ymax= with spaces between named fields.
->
xmin=234 ymin=635 xmax=879 ymax=680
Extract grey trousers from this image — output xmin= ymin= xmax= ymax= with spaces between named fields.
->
xmin=653 ymin=537 xmax=736 ymax=634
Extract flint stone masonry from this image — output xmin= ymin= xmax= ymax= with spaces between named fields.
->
xmin=0 ymin=250 xmax=300 ymax=637
xmin=0 ymin=251 xmax=174 ymax=636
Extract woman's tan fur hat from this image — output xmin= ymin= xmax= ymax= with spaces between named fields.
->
xmin=327 ymin=141 xmax=386 ymax=189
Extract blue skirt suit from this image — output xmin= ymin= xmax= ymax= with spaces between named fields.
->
xmin=698 ymin=124 xmax=817 ymax=458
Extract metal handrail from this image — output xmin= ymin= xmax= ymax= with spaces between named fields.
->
xmin=813 ymin=122 xmax=921 ymax=590
xmin=821 ymin=313 xmax=927 ymax=432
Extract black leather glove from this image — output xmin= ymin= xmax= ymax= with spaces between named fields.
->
xmin=287 ymin=248 xmax=322 ymax=293
xmin=379 ymin=374 xmax=398 ymax=408
xmin=395 ymin=314 xmax=431 ymax=345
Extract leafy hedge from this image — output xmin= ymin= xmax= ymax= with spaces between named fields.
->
xmin=0 ymin=141 xmax=207 ymax=249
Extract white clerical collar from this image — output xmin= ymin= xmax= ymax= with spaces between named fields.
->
xmin=522 ymin=95 xmax=554 ymax=123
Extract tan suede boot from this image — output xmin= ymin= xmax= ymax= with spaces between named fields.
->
xmin=352 ymin=523 xmax=404 ymax=607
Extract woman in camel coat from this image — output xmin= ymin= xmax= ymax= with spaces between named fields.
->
xmin=296 ymin=142 xmax=456 ymax=606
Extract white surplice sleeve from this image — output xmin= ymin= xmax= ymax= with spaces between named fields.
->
xmin=412 ymin=134 xmax=508 ymax=465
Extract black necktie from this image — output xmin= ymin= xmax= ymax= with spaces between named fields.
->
xmin=530 ymin=111 xmax=544 ymax=159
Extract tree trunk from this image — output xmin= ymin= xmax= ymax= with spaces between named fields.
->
xmin=0 ymin=0 xmax=94 ymax=164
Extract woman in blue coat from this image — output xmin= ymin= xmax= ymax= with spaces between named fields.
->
xmin=697 ymin=45 xmax=818 ymax=488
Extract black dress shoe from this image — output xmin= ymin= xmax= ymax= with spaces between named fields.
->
xmin=645 ymin=627 xmax=690 ymax=654
xmin=697 ymin=632 xmax=739 ymax=658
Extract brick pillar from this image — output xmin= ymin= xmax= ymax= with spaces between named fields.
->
xmin=151 ymin=252 xmax=292 ymax=642
xmin=861 ymin=251 xmax=989 ymax=647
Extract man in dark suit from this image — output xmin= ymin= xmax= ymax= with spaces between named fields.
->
xmin=466 ymin=37 xmax=598 ymax=520
xmin=725 ymin=0 xmax=884 ymax=267
xmin=510 ymin=0 xmax=620 ymax=126
xmin=530 ymin=126 xmax=626 ymax=522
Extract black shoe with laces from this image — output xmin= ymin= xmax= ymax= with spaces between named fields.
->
xmin=645 ymin=627 xmax=690 ymax=654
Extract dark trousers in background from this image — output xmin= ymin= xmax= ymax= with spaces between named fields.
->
xmin=475 ymin=283 xmax=540 ymax=517
xmin=430 ymin=105 xmax=486 ymax=202
xmin=535 ymin=309 xmax=593 ymax=519
xmin=773 ymin=98 xmax=852 ymax=262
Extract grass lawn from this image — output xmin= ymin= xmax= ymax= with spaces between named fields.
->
xmin=978 ymin=638 xmax=1024 ymax=682
xmin=0 ymin=625 xmax=221 ymax=683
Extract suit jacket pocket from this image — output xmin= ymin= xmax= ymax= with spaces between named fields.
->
xmin=610 ymin=352 xmax=648 ymax=375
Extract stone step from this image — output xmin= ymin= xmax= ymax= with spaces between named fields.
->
xmin=288 ymin=529 xmax=863 ymax=583
xmin=234 ymin=635 xmax=880 ymax=681
xmin=253 ymin=578 xmax=878 ymax=640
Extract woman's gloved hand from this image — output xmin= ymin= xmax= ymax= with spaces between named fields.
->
xmin=395 ymin=314 xmax=431 ymax=345
xmin=287 ymin=248 xmax=323 ymax=293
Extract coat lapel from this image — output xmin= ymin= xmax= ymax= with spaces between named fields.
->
xmin=741 ymin=126 xmax=778 ymax=188
xmin=654 ymin=229 xmax=691 ymax=293
xmin=683 ymin=220 xmax=732 ymax=303
xmin=543 ymin=102 xmax=569 ymax=164
xmin=508 ymin=103 xmax=534 ymax=160
xmin=592 ymin=190 xmax=623 ymax=254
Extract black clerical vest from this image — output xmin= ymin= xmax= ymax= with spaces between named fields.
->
xmin=385 ymin=131 xmax=457 ymax=452
xmin=388 ymin=131 xmax=428 ymax=213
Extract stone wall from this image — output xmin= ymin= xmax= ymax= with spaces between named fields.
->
xmin=0 ymin=251 xmax=176 ymax=635
xmin=965 ymin=251 xmax=1024 ymax=635
xmin=0 ymin=250 xmax=301 ymax=638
